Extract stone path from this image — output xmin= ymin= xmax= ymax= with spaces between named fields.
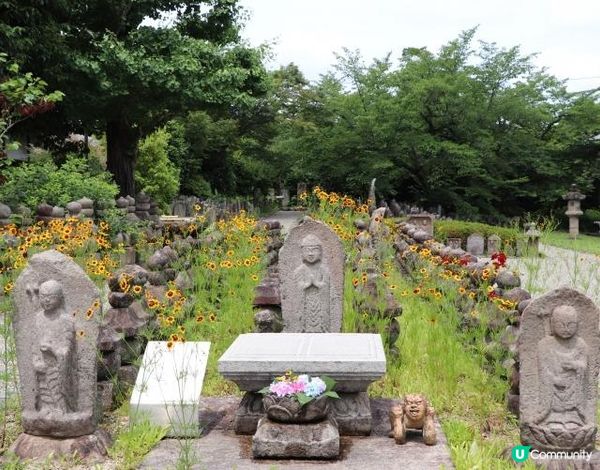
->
xmin=141 ymin=397 xmax=454 ymax=470
xmin=508 ymin=244 xmax=600 ymax=303
xmin=261 ymin=211 xmax=304 ymax=237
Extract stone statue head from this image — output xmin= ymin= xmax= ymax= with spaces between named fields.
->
xmin=301 ymin=234 xmax=322 ymax=264
xmin=551 ymin=305 xmax=578 ymax=339
xmin=38 ymin=279 xmax=64 ymax=312
xmin=403 ymin=394 xmax=427 ymax=421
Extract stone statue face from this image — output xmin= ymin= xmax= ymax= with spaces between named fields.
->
xmin=551 ymin=305 xmax=578 ymax=339
xmin=404 ymin=394 xmax=427 ymax=421
xmin=38 ymin=280 xmax=64 ymax=312
xmin=302 ymin=244 xmax=322 ymax=264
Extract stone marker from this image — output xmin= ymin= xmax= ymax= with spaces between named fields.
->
xmin=466 ymin=233 xmax=484 ymax=256
xmin=487 ymin=234 xmax=501 ymax=255
xmin=563 ymin=184 xmax=586 ymax=239
xmin=218 ymin=333 xmax=386 ymax=435
xmin=447 ymin=237 xmax=462 ymax=250
xmin=369 ymin=207 xmax=387 ymax=237
xmin=11 ymin=250 xmax=110 ymax=460
xmin=406 ymin=214 xmax=434 ymax=236
xmin=130 ymin=341 xmax=210 ymax=437
xmin=279 ymin=218 xmax=344 ymax=333
xmin=519 ymin=288 xmax=600 ymax=452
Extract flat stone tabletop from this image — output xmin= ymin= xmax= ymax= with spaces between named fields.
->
xmin=218 ymin=333 xmax=386 ymax=392
xmin=140 ymin=396 xmax=454 ymax=469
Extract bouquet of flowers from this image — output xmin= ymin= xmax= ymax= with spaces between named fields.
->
xmin=259 ymin=371 xmax=339 ymax=406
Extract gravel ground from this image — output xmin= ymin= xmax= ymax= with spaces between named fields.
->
xmin=508 ymin=243 xmax=600 ymax=303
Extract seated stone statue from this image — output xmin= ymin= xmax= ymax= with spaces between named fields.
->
xmin=389 ymin=394 xmax=436 ymax=445
xmin=536 ymin=305 xmax=588 ymax=430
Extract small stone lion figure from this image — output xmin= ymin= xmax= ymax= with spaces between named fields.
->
xmin=389 ymin=394 xmax=437 ymax=445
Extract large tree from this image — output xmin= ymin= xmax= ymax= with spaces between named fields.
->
xmin=0 ymin=0 xmax=268 ymax=195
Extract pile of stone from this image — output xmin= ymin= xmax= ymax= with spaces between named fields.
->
xmin=145 ymin=245 xmax=179 ymax=297
xmin=104 ymin=265 xmax=151 ymax=389
xmin=252 ymin=220 xmax=283 ymax=333
xmin=394 ymin=221 xmax=530 ymax=416
xmin=0 ymin=202 xmax=12 ymax=226
xmin=352 ymin=210 xmax=403 ymax=355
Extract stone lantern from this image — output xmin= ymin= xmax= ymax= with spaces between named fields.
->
xmin=563 ymin=184 xmax=585 ymax=239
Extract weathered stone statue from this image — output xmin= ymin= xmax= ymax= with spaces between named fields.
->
xmin=293 ymin=234 xmax=331 ymax=332
xmin=536 ymin=306 xmax=588 ymax=428
xmin=32 ymin=280 xmax=78 ymax=415
xmin=11 ymin=250 xmax=111 ymax=461
xmin=389 ymin=394 xmax=437 ymax=445
xmin=520 ymin=288 xmax=600 ymax=452
xmin=280 ymin=218 xmax=344 ymax=333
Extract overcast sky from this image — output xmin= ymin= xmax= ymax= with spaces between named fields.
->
xmin=238 ymin=0 xmax=600 ymax=92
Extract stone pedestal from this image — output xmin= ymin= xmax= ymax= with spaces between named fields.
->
xmin=219 ymin=333 xmax=386 ymax=436
xmin=10 ymin=430 xmax=111 ymax=461
xmin=252 ymin=417 xmax=340 ymax=459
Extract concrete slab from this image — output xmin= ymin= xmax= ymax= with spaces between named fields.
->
xmin=218 ymin=333 xmax=386 ymax=392
xmin=140 ymin=396 xmax=454 ymax=469
xmin=130 ymin=341 xmax=210 ymax=437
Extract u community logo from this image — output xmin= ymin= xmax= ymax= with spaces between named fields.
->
xmin=512 ymin=445 xmax=531 ymax=463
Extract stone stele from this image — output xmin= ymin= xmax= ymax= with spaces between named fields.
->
xmin=279 ymin=218 xmax=344 ymax=333
xmin=466 ymin=233 xmax=484 ymax=256
xmin=519 ymin=288 xmax=600 ymax=452
xmin=11 ymin=250 xmax=109 ymax=460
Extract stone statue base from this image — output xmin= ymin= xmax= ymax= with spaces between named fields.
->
xmin=252 ymin=417 xmax=339 ymax=459
xmin=22 ymin=409 xmax=95 ymax=437
xmin=10 ymin=429 xmax=111 ymax=462
xmin=234 ymin=391 xmax=373 ymax=436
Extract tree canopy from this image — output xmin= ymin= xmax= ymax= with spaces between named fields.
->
xmin=0 ymin=0 xmax=268 ymax=195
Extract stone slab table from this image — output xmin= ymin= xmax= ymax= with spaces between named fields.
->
xmin=218 ymin=333 xmax=386 ymax=435
xmin=130 ymin=341 xmax=210 ymax=437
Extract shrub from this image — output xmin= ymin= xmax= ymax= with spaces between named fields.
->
xmin=580 ymin=208 xmax=600 ymax=233
xmin=434 ymin=219 xmax=520 ymax=250
xmin=135 ymin=128 xmax=180 ymax=211
xmin=0 ymin=153 xmax=118 ymax=210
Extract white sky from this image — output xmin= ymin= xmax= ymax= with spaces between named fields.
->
xmin=239 ymin=0 xmax=600 ymax=92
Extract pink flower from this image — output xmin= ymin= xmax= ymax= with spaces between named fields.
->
xmin=269 ymin=381 xmax=295 ymax=397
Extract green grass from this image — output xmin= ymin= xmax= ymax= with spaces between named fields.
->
xmin=542 ymin=231 xmax=600 ymax=255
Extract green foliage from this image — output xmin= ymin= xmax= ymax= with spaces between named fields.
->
xmin=0 ymin=154 xmax=118 ymax=209
xmin=581 ymin=208 xmax=600 ymax=233
xmin=263 ymin=30 xmax=600 ymax=220
xmin=0 ymin=52 xmax=63 ymax=150
xmin=109 ymin=418 xmax=168 ymax=470
xmin=135 ymin=128 xmax=180 ymax=210
xmin=0 ymin=1 xmax=269 ymax=194
xmin=434 ymin=219 xmax=519 ymax=249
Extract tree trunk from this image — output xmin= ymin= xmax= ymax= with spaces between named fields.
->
xmin=106 ymin=118 xmax=139 ymax=197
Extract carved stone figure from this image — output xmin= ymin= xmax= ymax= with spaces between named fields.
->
xmin=293 ymin=234 xmax=331 ymax=332
xmin=32 ymin=280 xmax=78 ymax=415
xmin=11 ymin=250 xmax=110 ymax=460
xmin=389 ymin=394 xmax=437 ymax=445
xmin=519 ymin=288 xmax=600 ymax=452
xmin=279 ymin=218 xmax=344 ymax=333
xmin=536 ymin=306 xmax=588 ymax=427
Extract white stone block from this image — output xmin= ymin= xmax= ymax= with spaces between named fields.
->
xmin=218 ymin=333 xmax=386 ymax=392
xmin=130 ymin=341 xmax=210 ymax=437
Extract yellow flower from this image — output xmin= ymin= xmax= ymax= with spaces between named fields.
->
xmin=400 ymin=290 xmax=409 ymax=297
xmin=251 ymin=274 xmax=259 ymax=281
